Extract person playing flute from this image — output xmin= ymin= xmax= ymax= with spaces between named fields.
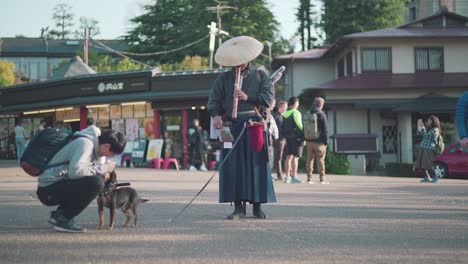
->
xmin=207 ymin=36 xmax=277 ymax=220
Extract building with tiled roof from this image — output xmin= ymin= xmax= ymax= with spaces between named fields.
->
xmin=273 ymin=8 xmax=468 ymax=175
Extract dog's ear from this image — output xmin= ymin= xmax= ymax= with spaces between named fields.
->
xmin=110 ymin=171 xmax=117 ymax=182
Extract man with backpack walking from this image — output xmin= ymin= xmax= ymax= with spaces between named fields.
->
xmin=35 ymin=126 xmax=126 ymax=233
xmin=304 ymin=97 xmax=329 ymax=184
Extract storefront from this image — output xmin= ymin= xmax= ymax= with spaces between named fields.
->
xmin=0 ymin=68 xmax=227 ymax=167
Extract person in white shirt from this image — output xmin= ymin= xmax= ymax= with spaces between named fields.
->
xmin=14 ymin=120 xmax=26 ymax=163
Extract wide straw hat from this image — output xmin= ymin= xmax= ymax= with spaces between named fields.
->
xmin=215 ymin=36 xmax=264 ymax=67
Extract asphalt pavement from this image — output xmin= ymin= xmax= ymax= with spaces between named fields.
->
xmin=0 ymin=160 xmax=467 ymax=264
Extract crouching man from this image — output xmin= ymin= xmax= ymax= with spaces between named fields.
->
xmin=36 ymin=126 xmax=126 ymax=233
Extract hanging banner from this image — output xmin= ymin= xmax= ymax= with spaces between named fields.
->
xmin=111 ymin=119 xmax=125 ymax=134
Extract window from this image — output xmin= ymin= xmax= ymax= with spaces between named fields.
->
xmin=337 ymin=58 xmax=345 ymax=78
xmin=361 ymin=48 xmax=391 ymax=72
xmin=415 ymin=48 xmax=444 ymax=71
xmin=409 ymin=7 xmax=417 ymax=21
xmin=346 ymin=52 xmax=353 ymax=76
xmin=382 ymin=126 xmax=397 ymax=154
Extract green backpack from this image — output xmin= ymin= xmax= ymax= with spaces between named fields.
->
xmin=435 ymin=134 xmax=445 ymax=155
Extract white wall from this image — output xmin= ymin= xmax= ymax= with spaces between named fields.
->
xmin=354 ymin=38 xmax=468 ymax=74
xmin=288 ymin=59 xmax=334 ymax=98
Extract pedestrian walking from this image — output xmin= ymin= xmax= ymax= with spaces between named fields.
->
xmin=415 ymin=115 xmax=441 ymax=183
xmin=304 ymin=97 xmax=329 ymax=184
xmin=188 ymin=118 xmax=210 ymax=171
xmin=14 ymin=120 xmax=26 ymax=163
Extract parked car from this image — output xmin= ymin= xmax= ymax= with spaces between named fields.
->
xmin=433 ymin=143 xmax=468 ymax=179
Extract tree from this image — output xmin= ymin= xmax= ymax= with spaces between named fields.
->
xmin=321 ymin=0 xmax=405 ymax=44
xmin=124 ymin=0 xmax=289 ymax=67
xmin=50 ymin=3 xmax=75 ymax=40
xmin=0 ymin=60 xmax=16 ymax=86
xmin=296 ymin=0 xmax=321 ymax=51
xmin=74 ymin=17 xmax=100 ymax=39
xmin=160 ymin=56 xmax=208 ymax=71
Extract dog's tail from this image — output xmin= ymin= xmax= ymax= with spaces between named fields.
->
xmin=140 ymin=198 xmax=149 ymax=203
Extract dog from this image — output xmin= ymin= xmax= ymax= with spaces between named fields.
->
xmin=97 ymin=171 xmax=149 ymax=230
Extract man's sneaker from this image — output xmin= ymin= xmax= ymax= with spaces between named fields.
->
xmin=307 ymin=180 xmax=315 ymax=184
xmin=200 ymin=164 xmax=208 ymax=171
xmin=48 ymin=210 xmax=59 ymax=225
xmin=284 ymin=175 xmax=292 ymax=183
xmin=54 ymin=215 xmax=86 ymax=233
xmin=290 ymin=176 xmax=303 ymax=183
xmin=320 ymin=180 xmax=330 ymax=184
xmin=431 ymin=177 xmax=439 ymax=183
xmin=189 ymin=165 xmax=197 ymax=171
xmin=420 ymin=177 xmax=431 ymax=183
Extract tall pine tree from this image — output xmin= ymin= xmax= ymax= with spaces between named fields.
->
xmin=124 ymin=0 xmax=288 ymax=67
xmin=321 ymin=0 xmax=405 ymax=44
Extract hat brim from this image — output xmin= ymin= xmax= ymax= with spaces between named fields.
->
xmin=215 ymin=36 xmax=264 ymax=67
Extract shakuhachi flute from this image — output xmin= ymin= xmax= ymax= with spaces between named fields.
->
xmin=231 ymin=66 xmax=244 ymax=119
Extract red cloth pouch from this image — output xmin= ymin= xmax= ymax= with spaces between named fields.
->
xmin=247 ymin=123 xmax=264 ymax=152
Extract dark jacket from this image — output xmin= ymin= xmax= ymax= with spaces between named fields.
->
xmin=309 ymin=107 xmax=328 ymax=145
xmin=456 ymin=92 xmax=468 ymax=139
xmin=272 ymin=110 xmax=284 ymax=140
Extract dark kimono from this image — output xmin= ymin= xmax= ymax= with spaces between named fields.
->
xmin=207 ymin=64 xmax=276 ymax=204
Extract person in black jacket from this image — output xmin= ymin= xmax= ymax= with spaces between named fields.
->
xmin=305 ymin=97 xmax=329 ymax=184
xmin=272 ymin=100 xmax=288 ymax=181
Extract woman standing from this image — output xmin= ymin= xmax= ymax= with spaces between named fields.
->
xmin=415 ymin=115 xmax=441 ymax=183
xmin=14 ymin=120 xmax=26 ymax=163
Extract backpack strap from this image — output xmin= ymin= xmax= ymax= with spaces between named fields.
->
xmin=44 ymin=135 xmax=89 ymax=169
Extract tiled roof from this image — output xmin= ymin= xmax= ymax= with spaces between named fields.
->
xmin=304 ymin=72 xmax=468 ymax=91
xmin=275 ymin=48 xmax=329 ymax=61
xmin=50 ymin=56 xmax=96 ymax=79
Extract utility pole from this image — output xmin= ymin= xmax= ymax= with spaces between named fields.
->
xmin=83 ymin=28 xmax=89 ymax=65
xmin=208 ymin=22 xmax=217 ymax=69
xmin=206 ymin=1 xmax=237 ymax=67
xmin=207 ymin=22 xmax=229 ymax=69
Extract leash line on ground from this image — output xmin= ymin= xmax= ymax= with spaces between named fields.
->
xmin=169 ymin=123 xmax=247 ymax=223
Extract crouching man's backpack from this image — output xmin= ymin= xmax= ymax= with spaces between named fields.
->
xmin=20 ymin=128 xmax=75 ymax=176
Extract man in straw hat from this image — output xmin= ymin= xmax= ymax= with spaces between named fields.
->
xmin=207 ymin=36 xmax=276 ymax=220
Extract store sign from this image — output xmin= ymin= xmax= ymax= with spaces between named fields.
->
xmin=97 ymin=82 xmax=124 ymax=93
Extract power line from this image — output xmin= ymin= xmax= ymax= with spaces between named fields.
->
xmin=89 ymin=41 xmax=153 ymax=68
xmin=92 ymin=35 xmax=209 ymax=57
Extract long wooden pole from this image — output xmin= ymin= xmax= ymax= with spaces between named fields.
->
xmin=231 ymin=66 xmax=242 ymax=119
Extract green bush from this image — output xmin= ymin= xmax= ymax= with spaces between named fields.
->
xmin=298 ymin=147 xmax=351 ymax=175
xmin=384 ymin=162 xmax=415 ymax=177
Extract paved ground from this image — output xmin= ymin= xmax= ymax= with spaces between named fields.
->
xmin=0 ymin=160 xmax=467 ymax=264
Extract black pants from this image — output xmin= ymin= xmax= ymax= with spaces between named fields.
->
xmin=37 ymin=176 xmax=104 ymax=219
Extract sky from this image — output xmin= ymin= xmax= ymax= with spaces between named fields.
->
xmin=0 ymin=0 xmax=300 ymax=41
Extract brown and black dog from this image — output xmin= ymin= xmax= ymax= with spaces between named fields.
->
xmin=97 ymin=171 xmax=149 ymax=230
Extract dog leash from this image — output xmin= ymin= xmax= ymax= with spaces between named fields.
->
xmin=169 ymin=123 xmax=247 ymax=223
